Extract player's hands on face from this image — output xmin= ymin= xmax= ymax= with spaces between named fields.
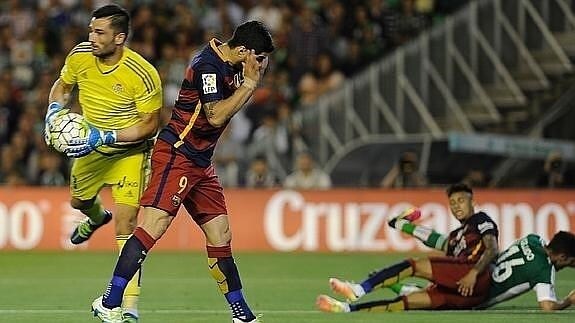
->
xmin=65 ymin=124 xmax=117 ymax=158
xmin=456 ymin=269 xmax=478 ymax=297
xmin=243 ymin=49 xmax=263 ymax=83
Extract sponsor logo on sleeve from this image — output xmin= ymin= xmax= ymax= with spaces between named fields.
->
xmin=202 ymin=73 xmax=217 ymax=94
xmin=478 ymin=221 xmax=494 ymax=233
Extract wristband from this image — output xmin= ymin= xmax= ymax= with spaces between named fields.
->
xmin=46 ymin=102 xmax=64 ymax=122
xmin=48 ymin=102 xmax=63 ymax=111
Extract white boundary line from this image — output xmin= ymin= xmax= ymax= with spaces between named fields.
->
xmin=0 ymin=309 xmax=320 ymax=314
xmin=0 ymin=309 xmax=574 ymax=314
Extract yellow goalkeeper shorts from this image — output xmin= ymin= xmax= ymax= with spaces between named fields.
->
xmin=70 ymin=143 xmax=151 ymax=207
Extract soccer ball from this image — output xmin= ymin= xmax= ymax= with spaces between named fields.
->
xmin=49 ymin=113 xmax=88 ymax=153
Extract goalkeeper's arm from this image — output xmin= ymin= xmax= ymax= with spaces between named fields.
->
xmin=390 ymin=218 xmax=448 ymax=251
xmin=113 ymin=110 xmax=161 ymax=143
xmin=48 ymin=78 xmax=73 ymax=114
xmin=49 ymin=76 xmax=160 ymax=143
xmin=44 ymin=78 xmax=74 ymax=146
xmin=46 ymin=78 xmax=74 ymax=121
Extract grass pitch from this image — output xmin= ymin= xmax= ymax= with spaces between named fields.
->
xmin=0 ymin=252 xmax=574 ymax=322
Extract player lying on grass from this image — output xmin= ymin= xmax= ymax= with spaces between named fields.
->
xmin=318 ymin=231 xmax=575 ymax=312
xmin=318 ymin=183 xmax=499 ymax=311
xmin=390 ymin=231 xmax=575 ymax=311
xmin=317 ymin=208 xmax=575 ymax=312
xmin=385 ymin=206 xmax=575 ymax=311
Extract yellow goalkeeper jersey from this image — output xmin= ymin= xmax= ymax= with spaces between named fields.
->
xmin=60 ymin=42 xmax=162 ymax=131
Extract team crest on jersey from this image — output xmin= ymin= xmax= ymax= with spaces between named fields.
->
xmin=112 ymin=83 xmax=124 ymax=94
xmin=202 ymin=73 xmax=217 ymax=94
xmin=171 ymin=194 xmax=182 ymax=207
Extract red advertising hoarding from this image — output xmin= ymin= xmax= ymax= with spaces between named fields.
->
xmin=0 ymin=188 xmax=573 ymax=251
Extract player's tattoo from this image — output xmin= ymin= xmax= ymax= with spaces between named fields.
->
xmin=473 ymin=234 xmax=499 ymax=273
xmin=203 ymin=101 xmax=217 ymax=119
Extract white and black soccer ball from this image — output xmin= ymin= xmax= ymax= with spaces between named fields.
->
xmin=49 ymin=113 xmax=88 ymax=153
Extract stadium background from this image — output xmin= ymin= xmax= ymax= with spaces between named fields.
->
xmin=1 ymin=0 xmax=575 ymax=322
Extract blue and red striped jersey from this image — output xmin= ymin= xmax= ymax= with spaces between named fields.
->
xmin=158 ymin=38 xmax=243 ymax=167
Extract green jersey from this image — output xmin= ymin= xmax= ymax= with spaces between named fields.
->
xmin=481 ymin=234 xmax=556 ymax=308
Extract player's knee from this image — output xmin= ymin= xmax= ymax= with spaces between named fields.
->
xmin=139 ymin=212 xmax=172 ymax=240
xmin=70 ymin=197 xmax=95 ymax=210
xmin=205 ymin=225 xmax=232 ymax=247
xmin=114 ymin=216 xmax=137 ymax=235
xmin=113 ymin=205 xmax=139 ymax=234
xmin=201 ymin=215 xmax=232 ymax=246
xmin=412 ymin=257 xmax=432 ymax=278
xmin=219 ymin=229 xmax=232 ymax=245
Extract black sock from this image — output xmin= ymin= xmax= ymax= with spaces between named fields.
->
xmin=360 ymin=260 xmax=412 ymax=293
xmin=350 ymin=296 xmax=405 ymax=312
xmin=102 ymin=235 xmax=149 ymax=308
xmin=209 ymin=256 xmax=255 ymax=320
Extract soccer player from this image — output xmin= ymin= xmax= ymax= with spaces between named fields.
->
xmin=479 ymin=231 xmax=575 ymax=310
xmin=317 ymin=183 xmax=499 ymax=311
xmin=90 ymin=21 xmax=274 ymax=323
xmin=44 ymin=4 xmax=162 ymax=322
xmin=319 ymin=231 xmax=575 ymax=312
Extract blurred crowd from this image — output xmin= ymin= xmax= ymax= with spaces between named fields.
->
xmin=0 ymin=0 xmax=469 ymax=188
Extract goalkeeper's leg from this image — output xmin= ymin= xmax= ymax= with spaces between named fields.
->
xmin=114 ymin=204 xmax=142 ymax=321
xmin=70 ymin=196 xmax=112 ymax=245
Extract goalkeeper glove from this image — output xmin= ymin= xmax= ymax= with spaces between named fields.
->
xmin=44 ymin=102 xmax=69 ymax=147
xmin=65 ymin=124 xmax=117 ymax=158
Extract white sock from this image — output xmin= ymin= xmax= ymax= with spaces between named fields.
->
xmin=341 ymin=302 xmax=351 ymax=312
xmin=351 ymin=283 xmax=366 ymax=298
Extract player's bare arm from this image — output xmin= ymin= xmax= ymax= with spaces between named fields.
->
xmin=204 ymin=51 xmax=262 ymax=128
xmin=114 ymin=110 xmax=161 ymax=142
xmin=539 ymin=299 xmax=571 ymax=311
xmin=457 ymin=233 xmax=498 ymax=296
xmin=538 ymin=289 xmax=575 ymax=311
xmin=473 ymin=234 xmax=499 ymax=273
xmin=48 ymin=78 xmax=74 ymax=107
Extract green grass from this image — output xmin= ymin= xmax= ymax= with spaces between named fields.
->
xmin=0 ymin=252 xmax=574 ymax=322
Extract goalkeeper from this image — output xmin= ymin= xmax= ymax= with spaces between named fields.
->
xmin=44 ymin=4 xmax=162 ymax=322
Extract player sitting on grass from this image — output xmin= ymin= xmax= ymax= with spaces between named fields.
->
xmin=317 ymin=183 xmax=499 ymax=311
xmin=416 ymin=231 xmax=575 ymax=311
xmin=385 ymin=206 xmax=575 ymax=311
xmin=318 ymin=231 xmax=575 ymax=313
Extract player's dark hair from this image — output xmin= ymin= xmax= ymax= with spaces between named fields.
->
xmin=547 ymin=231 xmax=575 ymax=257
xmin=446 ymin=183 xmax=473 ymax=197
xmin=228 ymin=21 xmax=275 ymax=54
xmin=92 ymin=4 xmax=130 ymax=39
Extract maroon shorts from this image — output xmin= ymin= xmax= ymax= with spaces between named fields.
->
xmin=140 ymin=140 xmax=227 ymax=225
xmin=424 ymin=256 xmax=491 ymax=309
